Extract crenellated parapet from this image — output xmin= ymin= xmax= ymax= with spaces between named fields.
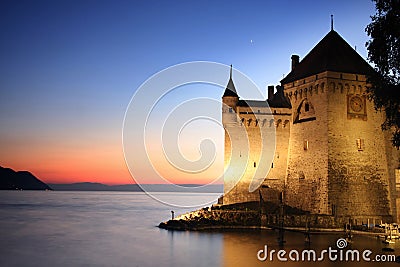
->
xmin=284 ymin=71 xmax=370 ymax=103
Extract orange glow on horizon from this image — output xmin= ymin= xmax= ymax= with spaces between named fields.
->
xmin=0 ymin=134 xmax=224 ymax=185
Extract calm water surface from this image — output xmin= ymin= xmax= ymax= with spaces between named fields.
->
xmin=0 ymin=191 xmax=399 ymax=267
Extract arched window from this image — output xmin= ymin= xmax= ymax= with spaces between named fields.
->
xmin=293 ymin=98 xmax=316 ymax=124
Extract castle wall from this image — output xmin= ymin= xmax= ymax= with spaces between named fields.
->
xmin=223 ymin=117 xmax=261 ymax=204
xmin=325 ymin=72 xmax=395 ymax=221
xmin=284 ymin=74 xmax=329 ymax=214
xmin=384 ymin=130 xmax=400 ymax=222
xmin=283 ymin=71 xmax=397 ymax=222
xmin=223 ymin=104 xmax=289 ymax=205
xmin=261 ymin=111 xmax=290 ymax=193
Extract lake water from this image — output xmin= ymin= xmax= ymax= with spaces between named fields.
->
xmin=0 ymin=191 xmax=399 ymax=267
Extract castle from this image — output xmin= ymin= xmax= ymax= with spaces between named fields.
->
xmin=222 ymin=29 xmax=400 ymax=223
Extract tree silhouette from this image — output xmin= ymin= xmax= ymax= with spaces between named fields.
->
xmin=365 ymin=0 xmax=400 ymax=148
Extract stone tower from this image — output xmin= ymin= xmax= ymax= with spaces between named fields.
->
xmin=280 ymin=29 xmax=398 ymax=222
xmin=222 ymin=29 xmax=400 ymax=223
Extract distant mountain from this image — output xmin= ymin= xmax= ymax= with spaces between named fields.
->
xmin=49 ymin=182 xmax=120 ymax=191
xmin=48 ymin=182 xmax=223 ymax=193
xmin=0 ymin=166 xmax=52 ymax=190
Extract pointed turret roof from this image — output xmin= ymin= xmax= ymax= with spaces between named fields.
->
xmin=281 ymin=30 xmax=374 ymax=84
xmin=223 ymin=65 xmax=238 ymax=97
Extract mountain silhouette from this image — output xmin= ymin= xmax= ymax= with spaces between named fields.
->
xmin=0 ymin=166 xmax=52 ymax=190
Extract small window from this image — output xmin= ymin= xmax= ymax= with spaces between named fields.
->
xmin=356 ymin=138 xmax=364 ymax=151
xmin=228 ymin=108 xmax=233 ymax=113
xmin=271 ymin=162 xmax=274 ymax=168
xmin=304 ymin=140 xmax=309 ymax=150
xmin=254 ymin=162 xmax=256 ymax=168
xmin=305 ymin=103 xmax=310 ymax=112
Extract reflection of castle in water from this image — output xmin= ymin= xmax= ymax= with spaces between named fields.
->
xmin=222 ymin=29 xmax=400 ymax=223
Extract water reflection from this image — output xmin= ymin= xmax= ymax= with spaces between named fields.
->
xmin=165 ymin=230 xmax=224 ymax=267
xmin=1 ymin=191 xmax=399 ymax=267
xmin=222 ymin=229 xmax=400 ymax=267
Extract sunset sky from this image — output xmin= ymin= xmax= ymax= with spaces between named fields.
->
xmin=0 ymin=0 xmax=375 ymax=185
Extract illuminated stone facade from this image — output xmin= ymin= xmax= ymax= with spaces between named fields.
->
xmin=222 ymin=30 xmax=400 ymax=223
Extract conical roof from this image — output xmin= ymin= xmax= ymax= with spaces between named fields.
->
xmin=281 ymin=30 xmax=374 ymax=84
xmin=223 ymin=65 xmax=238 ymax=97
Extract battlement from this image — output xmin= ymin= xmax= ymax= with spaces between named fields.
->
xmin=284 ymin=71 xmax=369 ymax=104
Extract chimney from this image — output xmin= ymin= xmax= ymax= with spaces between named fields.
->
xmin=291 ymin=55 xmax=300 ymax=70
xmin=267 ymin=85 xmax=274 ymax=100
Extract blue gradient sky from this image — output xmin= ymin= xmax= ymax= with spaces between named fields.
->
xmin=0 ymin=0 xmax=375 ymax=184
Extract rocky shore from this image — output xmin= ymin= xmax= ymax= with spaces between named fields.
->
xmin=158 ymin=201 xmax=388 ymax=234
xmin=159 ymin=206 xmax=260 ymax=231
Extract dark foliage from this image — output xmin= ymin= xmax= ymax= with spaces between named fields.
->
xmin=365 ymin=0 xmax=400 ymax=148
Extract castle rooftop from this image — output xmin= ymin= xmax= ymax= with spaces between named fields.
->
xmin=281 ymin=30 xmax=374 ymax=84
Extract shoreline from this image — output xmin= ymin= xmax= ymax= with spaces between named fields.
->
xmin=159 ymin=222 xmax=386 ymax=237
xmin=158 ymin=205 xmax=392 ymax=237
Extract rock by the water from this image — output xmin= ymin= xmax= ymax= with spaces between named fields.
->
xmin=158 ymin=207 xmax=261 ymax=231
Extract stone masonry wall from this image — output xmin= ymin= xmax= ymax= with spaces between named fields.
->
xmin=326 ymin=73 xmax=393 ymax=221
xmin=284 ymin=73 xmax=329 ymax=214
xmin=223 ymin=104 xmax=289 ymax=204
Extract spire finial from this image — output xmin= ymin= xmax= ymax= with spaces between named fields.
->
xmin=230 ymin=64 xmax=232 ymax=79
xmin=331 ymin=14 xmax=334 ymax=31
